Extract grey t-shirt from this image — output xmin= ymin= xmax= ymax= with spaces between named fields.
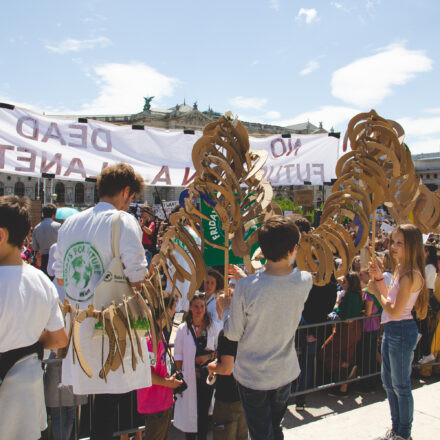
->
xmin=32 ymin=218 xmax=61 ymax=254
xmin=223 ymin=268 xmax=312 ymax=390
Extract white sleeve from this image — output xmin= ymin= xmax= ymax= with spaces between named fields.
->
xmin=425 ymin=264 xmax=437 ymax=290
xmin=53 ymin=225 xmax=66 ymax=280
xmin=174 ymin=324 xmax=185 ymax=362
xmin=47 ymin=244 xmax=57 ymax=277
xmin=45 ymin=283 xmax=65 ymax=332
xmin=119 ymin=214 xmax=148 ymax=283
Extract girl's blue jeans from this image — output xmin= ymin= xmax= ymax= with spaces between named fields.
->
xmin=381 ymin=319 xmax=418 ymax=440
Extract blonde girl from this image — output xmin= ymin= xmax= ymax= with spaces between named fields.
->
xmin=369 ymin=224 xmax=428 ymax=440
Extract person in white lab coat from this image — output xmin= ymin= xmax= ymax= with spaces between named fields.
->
xmin=174 ymin=293 xmax=221 ymax=440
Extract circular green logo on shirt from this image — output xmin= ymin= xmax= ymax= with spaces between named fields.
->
xmin=63 ymin=242 xmax=104 ymax=302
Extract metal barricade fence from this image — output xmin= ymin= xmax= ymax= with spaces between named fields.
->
xmin=41 ymin=313 xmax=440 ymax=439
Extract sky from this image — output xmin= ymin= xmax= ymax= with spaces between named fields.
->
xmin=1 ymin=0 xmax=439 ymax=155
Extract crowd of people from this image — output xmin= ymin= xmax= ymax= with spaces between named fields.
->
xmin=1 ymin=163 xmax=440 ymax=440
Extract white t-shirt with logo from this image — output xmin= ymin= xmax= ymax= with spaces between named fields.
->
xmin=0 ymin=264 xmax=64 ymax=352
xmin=53 ymin=202 xmax=151 ymax=394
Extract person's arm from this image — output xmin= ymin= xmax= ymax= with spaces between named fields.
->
xmin=207 ymin=354 xmax=234 ymax=376
xmin=151 ymin=372 xmax=183 ymax=388
xmin=120 ymin=214 xmax=148 ymax=283
xmin=368 ymin=272 xmax=421 ymax=319
xmin=219 ymin=284 xmax=246 ymax=342
xmin=141 ymin=221 xmax=154 ymax=236
xmin=364 ymin=298 xmax=373 ymax=317
xmin=39 ymin=328 xmax=68 ymax=349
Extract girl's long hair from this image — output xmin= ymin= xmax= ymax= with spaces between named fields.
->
xmin=345 ymin=271 xmax=362 ymax=299
xmin=390 ymin=224 xmax=428 ymax=320
xmin=184 ymin=292 xmax=212 ymax=328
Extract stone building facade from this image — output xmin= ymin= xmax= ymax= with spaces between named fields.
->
xmin=413 ymin=152 xmax=440 ymax=191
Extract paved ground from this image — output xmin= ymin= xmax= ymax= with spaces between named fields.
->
xmin=169 ymin=377 xmax=440 ymax=440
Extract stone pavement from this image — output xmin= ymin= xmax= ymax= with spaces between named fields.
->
xmin=169 ymin=377 xmax=440 ymax=440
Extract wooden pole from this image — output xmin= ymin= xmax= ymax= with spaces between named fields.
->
xmin=371 ymin=210 xmax=376 ymax=261
xmin=223 ymin=224 xmax=229 ymax=297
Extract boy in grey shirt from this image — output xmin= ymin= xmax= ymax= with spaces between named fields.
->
xmin=218 ymin=216 xmax=312 ymax=440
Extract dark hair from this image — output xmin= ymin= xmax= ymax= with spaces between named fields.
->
xmin=293 ymin=216 xmax=311 ymax=233
xmin=97 ymin=163 xmax=145 ymax=198
xmin=0 ymin=196 xmax=31 ymax=248
xmin=345 ymin=271 xmax=362 ymax=299
xmin=184 ymin=292 xmax=212 ymax=328
xmin=206 ymin=268 xmax=224 ymax=292
xmin=42 ymin=203 xmax=57 ymax=218
xmin=153 ymin=291 xmax=176 ymax=321
xmin=258 ymin=216 xmax=300 ymax=262
xmin=425 ymin=245 xmax=438 ymax=269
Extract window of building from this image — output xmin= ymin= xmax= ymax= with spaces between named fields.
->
xmin=435 ymin=174 xmax=438 ymax=179
xmin=14 ymin=181 xmax=25 ymax=196
xmin=75 ymin=182 xmax=85 ymax=205
xmin=426 ymin=174 xmax=430 ymax=179
xmin=0 ymin=182 xmax=4 ymax=196
xmin=55 ymin=182 xmax=65 ymax=203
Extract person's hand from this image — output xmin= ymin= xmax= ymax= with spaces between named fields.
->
xmin=207 ymin=360 xmax=217 ymax=377
xmin=228 ymin=264 xmax=246 ymax=280
xmin=164 ymin=374 xmax=183 ymax=389
xmin=217 ymin=293 xmax=232 ymax=311
xmin=367 ymin=279 xmax=379 ymax=297
xmin=369 ymin=259 xmax=382 ymax=280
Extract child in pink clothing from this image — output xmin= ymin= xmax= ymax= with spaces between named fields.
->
xmin=137 ymin=293 xmax=182 ymax=440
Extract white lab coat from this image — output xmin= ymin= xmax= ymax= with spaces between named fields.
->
xmin=173 ymin=321 xmax=221 ymax=433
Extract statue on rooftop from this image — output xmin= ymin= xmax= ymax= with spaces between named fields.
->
xmin=143 ymin=96 xmax=154 ymax=112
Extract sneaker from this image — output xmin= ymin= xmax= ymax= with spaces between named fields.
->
xmin=296 ymin=403 xmax=305 ymax=411
xmin=375 ymin=429 xmax=394 ymax=440
xmin=328 ymin=389 xmax=348 ymax=398
xmin=391 ymin=435 xmax=412 ymax=440
xmin=418 ymin=353 xmax=435 ymax=364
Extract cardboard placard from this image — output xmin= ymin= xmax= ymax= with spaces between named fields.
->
xmin=294 ymin=189 xmax=314 ymax=207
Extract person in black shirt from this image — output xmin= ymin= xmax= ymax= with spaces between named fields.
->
xmin=207 ymin=304 xmax=248 ymax=440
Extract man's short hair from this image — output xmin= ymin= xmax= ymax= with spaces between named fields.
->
xmin=258 ymin=215 xmax=300 ymax=262
xmin=97 ymin=163 xmax=145 ymax=198
xmin=0 ymin=196 xmax=31 ymax=248
xmin=42 ymin=203 xmax=57 ymax=218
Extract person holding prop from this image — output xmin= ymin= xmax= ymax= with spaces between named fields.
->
xmin=368 ymin=224 xmax=428 ymax=440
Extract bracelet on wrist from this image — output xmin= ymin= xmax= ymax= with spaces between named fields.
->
xmin=375 ymin=277 xmax=384 ymax=282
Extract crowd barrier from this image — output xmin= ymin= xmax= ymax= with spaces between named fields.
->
xmin=41 ymin=313 xmax=440 ymax=440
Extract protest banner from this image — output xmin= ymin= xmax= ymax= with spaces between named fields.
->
xmin=0 ymin=104 xmax=339 ymax=186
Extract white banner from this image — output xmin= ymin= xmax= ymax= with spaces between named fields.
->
xmin=0 ymin=105 xmax=339 ymax=186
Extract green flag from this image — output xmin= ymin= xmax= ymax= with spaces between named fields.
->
xmin=201 ymin=199 xmax=261 ymax=266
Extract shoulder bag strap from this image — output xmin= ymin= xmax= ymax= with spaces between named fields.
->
xmin=188 ymin=324 xmax=198 ymax=346
xmin=110 ymin=212 xmax=122 ymax=260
